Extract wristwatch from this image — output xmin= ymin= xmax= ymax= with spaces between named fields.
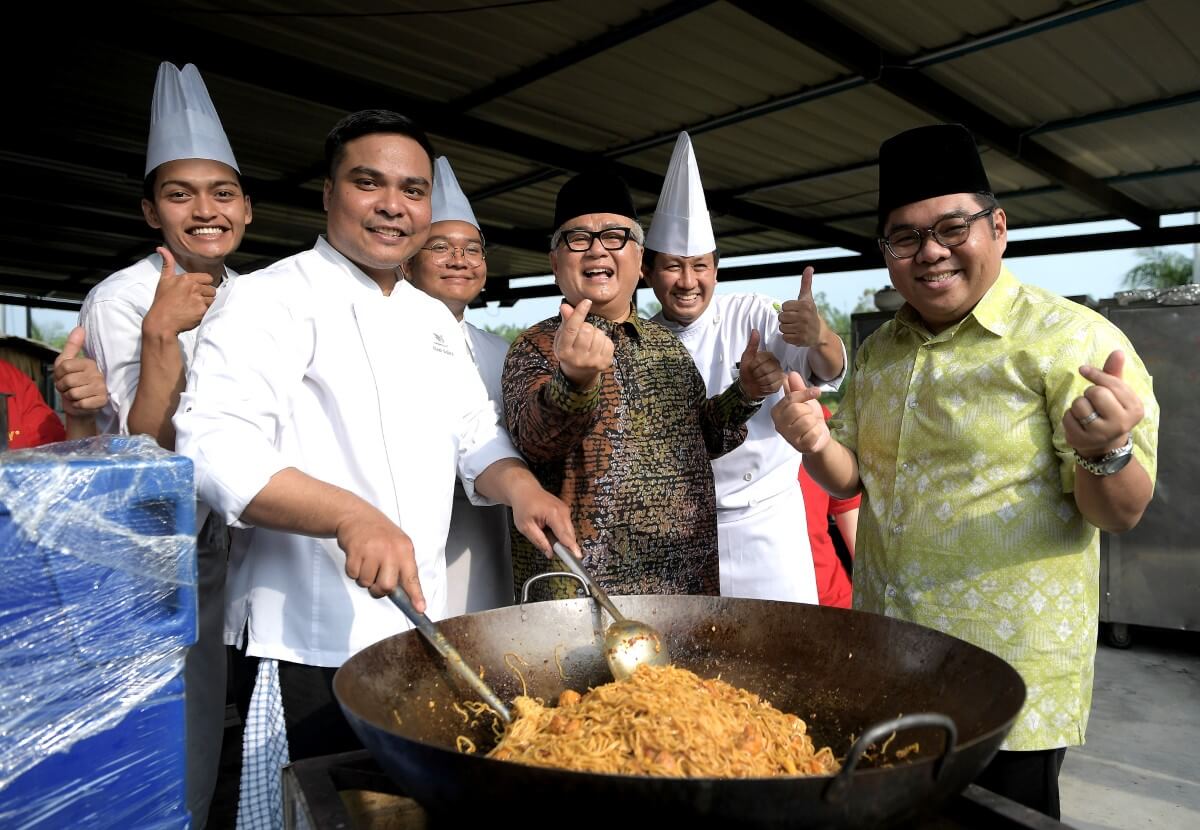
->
xmin=1074 ymin=435 xmax=1134 ymax=477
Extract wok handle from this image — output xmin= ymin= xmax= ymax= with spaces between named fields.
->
xmin=551 ymin=542 xmax=627 ymax=623
xmin=387 ymin=589 xmax=512 ymax=724
xmin=823 ymin=712 xmax=958 ymax=804
xmin=520 ymin=571 xmax=587 ymax=603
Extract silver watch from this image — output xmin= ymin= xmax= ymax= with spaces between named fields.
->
xmin=1074 ymin=435 xmax=1134 ymax=477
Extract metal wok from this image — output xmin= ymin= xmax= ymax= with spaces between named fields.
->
xmin=334 ymin=595 xmax=1025 ymax=829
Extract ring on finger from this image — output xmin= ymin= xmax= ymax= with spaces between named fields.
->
xmin=1077 ymin=410 xmax=1100 ymax=427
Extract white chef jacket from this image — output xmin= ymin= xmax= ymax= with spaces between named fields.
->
xmin=654 ymin=292 xmax=846 ymax=602
xmin=174 ymin=237 xmax=520 ymax=666
xmin=444 ymin=320 xmax=515 ymax=616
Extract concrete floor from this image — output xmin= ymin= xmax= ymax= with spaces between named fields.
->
xmin=1059 ymin=627 xmax=1200 ymax=830
xmin=208 ymin=626 xmax=1200 ymax=829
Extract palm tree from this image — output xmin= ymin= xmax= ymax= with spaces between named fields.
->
xmin=1122 ymin=248 xmax=1194 ymax=289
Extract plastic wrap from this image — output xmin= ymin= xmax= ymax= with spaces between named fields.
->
xmin=0 ymin=435 xmax=195 ymax=829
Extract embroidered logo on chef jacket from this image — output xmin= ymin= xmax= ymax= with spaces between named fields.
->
xmin=431 ymin=331 xmax=456 ymax=357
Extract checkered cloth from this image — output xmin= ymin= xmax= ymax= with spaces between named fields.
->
xmin=236 ymin=658 xmax=290 ymax=830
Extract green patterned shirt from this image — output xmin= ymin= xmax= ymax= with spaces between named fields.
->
xmin=833 ymin=267 xmax=1159 ymax=750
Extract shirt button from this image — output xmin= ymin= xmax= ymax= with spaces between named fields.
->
xmin=907 ymin=399 xmax=918 ymax=409
xmin=901 ymin=462 xmax=912 ymax=472
xmin=893 ymin=524 xmax=903 ymax=534
xmin=743 ymin=472 xmax=753 ymax=482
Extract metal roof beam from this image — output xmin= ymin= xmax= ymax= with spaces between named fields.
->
xmin=95 ymin=12 xmax=871 ymax=251
xmin=736 ymin=0 xmax=1158 ymax=229
xmin=469 ymin=0 xmax=1135 ymax=203
xmin=451 ymin=0 xmax=716 ymax=112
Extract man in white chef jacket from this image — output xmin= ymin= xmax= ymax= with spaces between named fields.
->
xmin=173 ymin=111 xmax=578 ymax=819
xmin=643 ymin=133 xmax=846 ymax=603
xmin=78 ymin=62 xmax=251 ymax=829
xmin=402 ymin=156 xmax=514 ymax=614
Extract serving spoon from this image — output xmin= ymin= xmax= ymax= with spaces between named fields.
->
xmin=388 ymin=588 xmax=512 ymax=724
xmin=551 ymin=542 xmax=670 ymax=680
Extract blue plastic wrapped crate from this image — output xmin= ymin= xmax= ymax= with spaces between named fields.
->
xmin=0 ymin=436 xmax=196 ymax=829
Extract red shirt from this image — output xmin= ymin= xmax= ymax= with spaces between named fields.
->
xmin=798 ymin=404 xmax=860 ymax=608
xmin=1 ymin=359 xmax=66 ymax=449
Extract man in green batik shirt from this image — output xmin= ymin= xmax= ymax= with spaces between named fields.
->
xmin=771 ymin=124 xmax=1158 ymax=821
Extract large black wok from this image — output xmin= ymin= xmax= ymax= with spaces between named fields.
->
xmin=334 ymin=595 xmax=1025 ymax=829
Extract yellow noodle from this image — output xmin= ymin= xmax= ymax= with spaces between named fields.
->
xmin=553 ymin=644 xmax=566 ymax=680
xmin=485 ymin=664 xmax=840 ymax=778
xmin=504 ymin=652 xmax=531 ymax=698
xmin=457 ymin=736 xmax=477 ymax=754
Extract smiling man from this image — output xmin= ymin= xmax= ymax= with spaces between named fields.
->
xmin=403 ymin=156 xmax=514 ymax=613
xmin=643 ymin=132 xmax=845 ymax=604
xmin=503 ymin=168 xmax=771 ymax=599
xmin=77 ymin=62 xmax=251 ymax=829
xmin=173 ymin=111 xmax=577 ymax=799
xmin=772 ymin=123 xmax=1159 ymax=819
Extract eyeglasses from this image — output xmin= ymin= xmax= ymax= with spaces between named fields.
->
xmin=879 ymin=207 xmax=995 ymax=260
xmin=421 ymin=241 xmax=486 ymax=263
xmin=555 ymin=227 xmax=639 ymax=252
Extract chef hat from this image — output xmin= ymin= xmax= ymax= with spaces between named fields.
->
xmin=145 ymin=62 xmax=239 ymax=176
xmin=645 ymin=132 xmax=716 ymax=257
xmin=877 ymin=124 xmax=991 ymax=229
xmin=553 ymin=168 xmax=637 ymax=231
xmin=430 ymin=156 xmax=479 ymax=229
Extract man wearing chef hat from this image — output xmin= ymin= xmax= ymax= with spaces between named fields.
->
xmin=78 ymin=62 xmax=251 ymax=828
xmin=402 ymin=156 xmax=514 ymax=613
xmin=773 ymin=123 xmax=1159 ymax=818
xmin=642 ymin=132 xmax=847 ymax=604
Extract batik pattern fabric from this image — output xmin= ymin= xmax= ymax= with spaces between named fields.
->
xmin=833 ymin=267 xmax=1158 ymax=751
xmin=503 ymin=304 xmax=758 ymax=600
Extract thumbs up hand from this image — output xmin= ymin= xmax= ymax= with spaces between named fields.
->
xmin=778 ymin=266 xmax=827 ymax=347
xmin=770 ymin=372 xmax=829 ymax=452
xmin=736 ymin=329 xmax=784 ymax=401
xmin=143 ymin=246 xmax=217 ymax=338
xmin=53 ymin=326 xmax=109 ymax=415
xmin=1063 ymin=349 xmax=1146 ymax=458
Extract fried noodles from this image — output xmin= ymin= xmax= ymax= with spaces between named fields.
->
xmin=485 ymin=664 xmax=840 ymax=777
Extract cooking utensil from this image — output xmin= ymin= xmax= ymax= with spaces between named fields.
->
xmin=550 ymin=541 xmax=669 ymax=680
xmin=334 ymin=594 xmax=1025 ymax=829
xmin=387 ymin=588 xmax=511 ymax=724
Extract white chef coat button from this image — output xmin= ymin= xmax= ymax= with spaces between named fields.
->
xmin=901 ymin=462 xmax=911 ymax=472
xmin=743 ymin=472 xmax=753 ymax=482
xmin=906 ymin=398 xmax=918 ymax=409
xmin=893 ymin=524 xmax=903 ymax=534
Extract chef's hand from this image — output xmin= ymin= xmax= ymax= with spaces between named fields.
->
xmin=53 ymin=326 xmax=108 ymax=415
xmin=1063 ymin=350 xmax=1145 ymax=458
xmin=143 ymin=246 xmax=217 ymax=338
xmin=771 ymin=372 xmax=830 ymax=453
xmin=737 ymin=329 xmax=784 ymax=400
xmin=337 ymin=505 xmax=424 ymax=609
xmin=778 ymin=267 xmax=826 ymax=347
xmin=554 ymin=299 xmax=613 ymax=390
xmin=509 ymin=476 xmax=581 ymax=559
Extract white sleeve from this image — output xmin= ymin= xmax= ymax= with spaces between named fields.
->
xmin=81 ymin=296 xmax=156 ymax=435
xmin=174 ymin=279 xmax=310 ymax=526
xmin=756 ymin=295 xmax=846 ymax=392
xmin=455 ymin=347 xmax=521 ymax=506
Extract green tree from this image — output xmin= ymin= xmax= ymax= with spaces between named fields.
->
xmin=1123 ymin=248 xmax=1194 ymax=289
xmin=29 ymin=319 xmax=69 ymax=350
xmin=481 ymin=323 xmax=528 ymax=344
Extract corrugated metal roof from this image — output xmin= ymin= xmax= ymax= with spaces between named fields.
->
xmin=4 ymin=0 xmax=1199 ymax=310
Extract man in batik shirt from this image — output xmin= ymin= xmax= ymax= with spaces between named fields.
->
xmin=503 ymin=170 xmax=778 ymax=598
xmin=772 ymin=124 xmax=1159 ymax=820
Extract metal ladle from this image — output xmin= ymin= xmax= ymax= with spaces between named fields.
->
xmin=551 ymin=542 xmax=670 ymax=680
xmin=388 ymin=588 xmax=512 ymax=724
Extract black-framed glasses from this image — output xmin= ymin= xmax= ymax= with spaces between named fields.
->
xmin=555 ymin=227 xmax=638 ymax=252
xmin=879 ymin=207 xmax=995 ymax=260
xmin=421 ymin=241 xmax=486 ymax=263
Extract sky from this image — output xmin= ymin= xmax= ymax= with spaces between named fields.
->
xmin=6 ymin=214 xmax=1197 ymax=341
